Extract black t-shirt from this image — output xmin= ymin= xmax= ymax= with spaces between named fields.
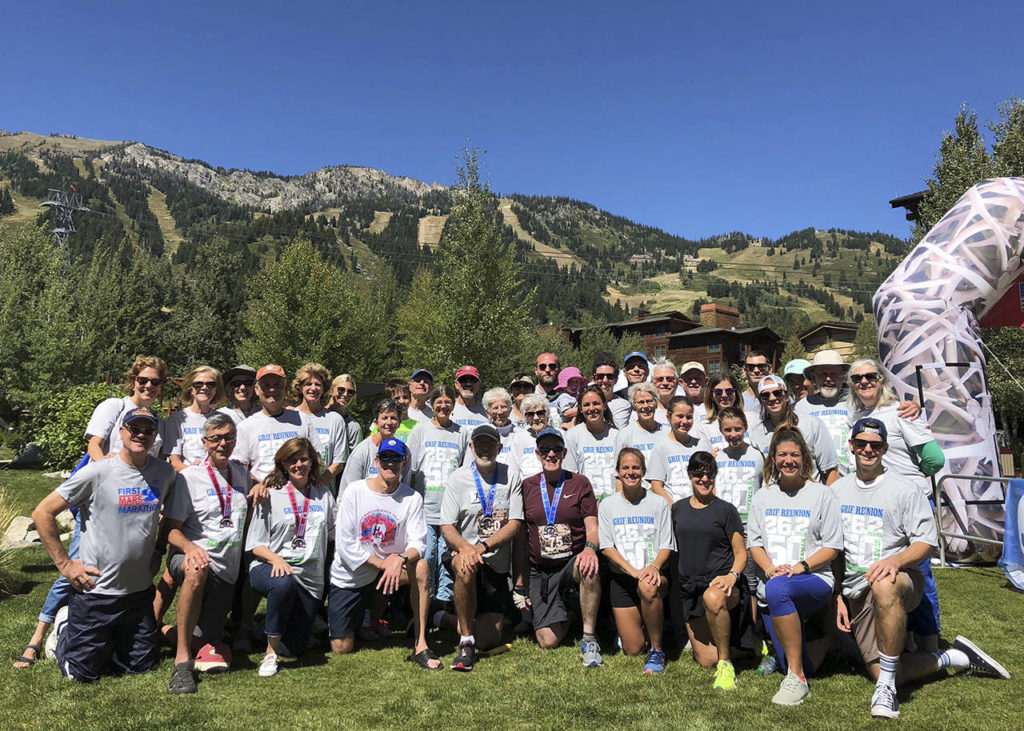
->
xmin=672 ymin=496 xmax=743 ymax=582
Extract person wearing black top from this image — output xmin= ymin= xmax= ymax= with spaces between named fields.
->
xmin=671 ymin=451 xmax=747 ymax=691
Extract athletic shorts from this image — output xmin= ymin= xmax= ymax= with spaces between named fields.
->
xmin=528 ymin=560 xmax=578 ymax=631
xmin=328 ymin=575 xmax=382 ymax=640
xmin=846 ymin=568 xmax=925 ymax=665
xmin=167 ymin=553 xmax=235 ymax=643
xmin=608 ymin=570 xmax=669 ymax=609
xmin=57 ymin=586 xmax=160 ymax=683
xmin=678 ymin=574 xmax=750 ymax=624
xmin=442 ymin=553 xmax=514 ymax=616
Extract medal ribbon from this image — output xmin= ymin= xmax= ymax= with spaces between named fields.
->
xmin=539 ymin=471 xmax=566 ymax=526
xmin=472 ymin=463 xmax=499 ymax=518
xmin=204 ymin=460 xmax=233 ymax=521
xmin=285 ymin=482 xmax=311 ymax=540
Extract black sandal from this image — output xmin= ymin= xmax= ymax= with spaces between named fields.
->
xmin=169 ymin=661 xmax=198 ymax=694
xmin=406 ymin=648 xmax=442 ymax=670
xmin=13 ymin=643 xmax=41 ymax=669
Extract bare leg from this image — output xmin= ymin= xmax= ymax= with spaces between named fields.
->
xmin=153 ymin=568 xmax=178 ymax=623
xmin=612 ymin=606 xmax=647 ymax=656
xmin=575 ymin=567 xmax=601 ymax=636
xmin=638 ymin=581 xmax=665 ymax=651
xmin=535 ymin=621 xmax=568 ymax=649
xmin=453 ymin=567 xmax=477 ymax=638
xmin=703 ymin=586 xmax=738 ymax=663
xmin=474 ymin=613 xmax=511 ymax=651
xmin=13 ymin=622 xmax=50 ymax=668
xmin=408 ymin=559 xmax=440 ymax=668
xmin=772 ymin=612 xmax=805 ymax=677
xmin=686 ymin=618 xmax=721 ymax=668
xmin=330 ymin=635 xmax=355 ymax=654
xmin=175 ymin=565 xmax=208 ymax=664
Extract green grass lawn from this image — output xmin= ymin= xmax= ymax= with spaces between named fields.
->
xmin=1 ymin=469 xmax=1023 ymax=729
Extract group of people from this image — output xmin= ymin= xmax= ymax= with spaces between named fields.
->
xmin=15 ymin=348 xmax=1010 ymax=718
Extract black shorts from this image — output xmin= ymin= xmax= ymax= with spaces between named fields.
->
xmin=608 ymin=570 xmax=668 ymax=609
xmin=328 ymin=575 xmax=381 ymax=640
xmin=678 ymin=574 xmax=750 ymax=625
xmin=167 ymin=552 xmax=235 ymax=643
xmin=442 ymin=553 xmax=514 ymax=616
xmin=528 ymin=560 xmax=578 ymax=631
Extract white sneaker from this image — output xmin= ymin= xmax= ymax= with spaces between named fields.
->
xmin=870 ymin=683 xmax=900 ymax=719
xmin=772 ymin=671 xmax=809 ymax=706
xmin=45 ymin=606 xmax=70 ymax=660
xmin=258 ymin=653 xmax=279 ymax=677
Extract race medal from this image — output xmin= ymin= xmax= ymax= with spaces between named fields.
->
xmin=291 ymin=537 xmax=306 ymax=550
xmin=205 ymin=460 xmax=234 ymax=528
xmin=478 ymin=508 xmax=508 ymax=540
xmin=219 ymin=517 xmax=234 ymax=529
xmin=285 ymin=482 xmax=311 ymax=550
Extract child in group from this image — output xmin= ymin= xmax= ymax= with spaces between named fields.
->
xmin=553 ymin=367 xmax=589 ymax=429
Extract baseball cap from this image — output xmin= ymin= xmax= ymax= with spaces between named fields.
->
xmin=256 ymin=364 xmax=286 ymax=381
xmin=623 ymin=352 xmax=649 ymax=368
xmin=471 ymin=423 xmax=501 ymax=443
xmin=851 ymin=417 xmax=888 ymax=442
xmin=757 ymin=374 xmax=787 ymax=394
xmin=510 ymin=373 xmax=536 ymax=388
xmin=377 ymin=438 xmax=409 ymax=459
xmin=410 ymin=369 xmax=434 ymax=382
xmin=783 ymin=359 xmax=812 ymax=378
xmin=456 ymin=365 xmax=480 ymax=380
xmin=535 ymin=426 xmax=565 ymax=445
xmin=122 ymin=406 xmax=158 ymax=426
xmin=680 ymin=361 xmax=706 ymax=375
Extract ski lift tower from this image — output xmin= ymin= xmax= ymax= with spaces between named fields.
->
xmin=40 ymin=187 xmax=90 ymax=250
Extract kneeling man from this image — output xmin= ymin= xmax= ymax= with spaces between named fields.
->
xmin=834 ymin=417 xmax=1009 ymax=720
xmin=32 ymin=407 xmax=176 ymax=682
xmin=441 ymin=424 xmax=523 ymax=671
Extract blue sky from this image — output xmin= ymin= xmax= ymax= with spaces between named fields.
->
xmin=2 ymin=1 xmax=1022 ymax=240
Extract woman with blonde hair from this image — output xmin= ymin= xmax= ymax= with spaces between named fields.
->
xmin=294 ymin=363 xmax=348 ymax=485
xmin=246 ymin=437 xmax=336 ymax=677
xmin=328 ymin=374 xmax=362 ymax=457
xmin=163 ymin=366 xmax=225 ymax=472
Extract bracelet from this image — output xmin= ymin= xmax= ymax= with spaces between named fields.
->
xmin=480 ymin=541 xmax=491 ymax=553
xmin=730 ymin=570 xmax=741 ymax=580
xmin=799 ymin=560 xmax=811 ymax=574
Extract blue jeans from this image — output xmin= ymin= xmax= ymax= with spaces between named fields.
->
xmin=908 ymin=497 xmax=941 ymax=636
xmin=762 ymin=574 xmax=831 ymax=676
xmin=39 ymin=513 xmax=82 ymax=624
xmin=425 ymin=524 xmax=453 ymax=602
xmin=249 ymin=563 xmax=319 ymax=656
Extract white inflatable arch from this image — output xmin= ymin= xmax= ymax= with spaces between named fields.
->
xmin=874 ymin=176 xmax=1024 ymax=560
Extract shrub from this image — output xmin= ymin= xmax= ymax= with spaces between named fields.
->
xmin=33 ymin=382 xmax=124 ymax=470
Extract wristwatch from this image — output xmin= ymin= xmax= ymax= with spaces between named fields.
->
xmin=585 ymin=541 xmax=599 ymax=552
xmin=799 ymin=560 xmax=811 ymax=574
xmin=399 ymin=553 xmax=410 ymax=566
xmin=480 ymin=541 xmax=492 ymax=553
xmin=730 ymin=570 xmax=741 ymax=580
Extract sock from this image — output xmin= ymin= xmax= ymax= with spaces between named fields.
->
xmin=877 ymin=652 xmax=899 ymax=686
xmin=583 ymin=632 xmax=597 ymax=641
xmin=935 ymin=648 xmax=969 ymax=671
xmin=460 ymin=635 xmax=475 ymax=647
xmin=431 ymin=610 xmax=447 ymax=628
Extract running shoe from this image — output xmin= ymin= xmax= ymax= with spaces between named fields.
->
xmin=954 ymin=636 xmax=1011 ymax=679
xmin=642 ymin=648 xmax=665 ymax=674
xmin=757 ymin=642 xmax=779 ymax=675
xmin=258 ymin=653 xmax=279 ymax=678
xmin=713 ymin=660 xmax=736 ymax=690
xmin=772 ymin=671 xmax=809 ymax=706
xmin=194 ymin=642 xmax=231 ymax=673
xmin=451 ymin=642 xmax=476 ymax=672
xmin=870 ymin=683 xmax=900 ymax=719
xmin=374 ymin=618 xmax=394 ymax=639
xmin=581 ymin=638 xmax=603 ymax=667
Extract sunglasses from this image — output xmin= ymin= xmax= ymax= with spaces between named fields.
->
xmin=135 ymin=376 xmax=163 ymax=387
xmin=457 ymin=376 xmax=479 ymax=385
xmin=193 ymin=380 xmax=217 ymax=390
xmin=536 ymin=363 xmax=559 ymax=371
xmin=335 ymin=387 xmax=356 ymax=396
xmin=852 ymin=438 xmax=884 ymax=451
xmin=203 ymin=433 xmax=236 ymax=444
xmin=536 ymin=445 xmax=564 ymax=455
xmin=758 ymin=390 xmax=784 ymax=402
xmin=379 ymin=454 xmax=404 ymax=465
xmin=125 ymin=423 xmax=157 ymax=437
xmin=713 ymin=388 xmax=735 ymax=396
xmin=593 ymin=373 xmax=616 ymax=381
xmin=689 ymin=470 xmax=714 ymax=479
xmin=851 ymin=372 xmax=880 ymax=384
xmin=524 ymin=409 xmax=547 ymax=418
xmin=653 ymin=376 xmax=676 ymax=383
xmin=231 ymin=380 xmax=254 ymax=388
xmin=744 ymin=363 xmax=768 ymax=372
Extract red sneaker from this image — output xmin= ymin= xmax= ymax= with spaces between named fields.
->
xmin=194 ymin=642 xmax=232 ymax=673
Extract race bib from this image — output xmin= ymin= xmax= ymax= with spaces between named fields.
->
xmin=538 ymin=523 xmax=572 ymax=560
xmin=479 ymin=508 xmax=508 ymax=541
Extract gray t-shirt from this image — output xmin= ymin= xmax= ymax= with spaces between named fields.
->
xmin=217 ymin=405 xmax=257 ymax=427
xmin=452 ymin=400 xmax=488 ymax=429
xmin=246 ymin=482 xmax=336 ymax=599
xmin=563 ymin=423 xmax=620 ymax=501
xmin=608 ymin=396 xmax=632 ymax=430
xmin=85 ymin=396 xmax=164 ymax=457
xmin=234 ymin=409 xmax=320 ymax=481
xmin=834 ymin=471 xmax=937 ymax=599
xmin=508 ymin=428 xmax=542 ymax=480
xmin=695 ymin=411 xmax=755 ymax=452
xmin=342 ymin=414 xmax=363 ymax=460
xmin=305 ymin=407 xmax=349 ymax=469
xmin=406 ymin=421 xmax=468 ymax=524
xmin=795 ymin=395 xmax=853 ymax=476
xmin=646 ymin=434 xmax=712 ymax=503
xmin=439 ymin=462 xmax=524 ymax=574
xmin=748 ymin=413 xmax=839 ymax=479
xmin=714 ymin=444 xmax=764 ymax=524
xmin=162 ymin=408 xmax=212 ymax=465
xmin=847 ymin=404 xmax=936 ymax=495
xmin=339 ymin=436 xmax=412 ymax=493
xmin=613 ymin=421 xmax=669 ymax=491
xmin=598 ymin=490 xmax=676 ymax=573
xmin=57 ymin=455 xmax=177 ymax=595
xmin=165 ymin=461 xmax=251 ymax=582
xmin=408 ymin=403 xmax=433 ymax=424
xmin=747 ymin=480 xmax=845 ymax=599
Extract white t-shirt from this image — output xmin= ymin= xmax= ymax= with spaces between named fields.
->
xmin=330 ymin=479 xmax=427 ymax=590
xmin=795 ymin=395 xmax=853 ymax=476
xmin=85 ymin=396 xmax=164 ymax=457
xmin=713 ymin=444 xmax=764 ymax=523
xmin=612 ymin=421 xmax=669 ymax=490
xmin=508 ymin=429 xmax=542 ymax=481
xmin=598 ymin=490 xmax=676 ymax=572
xmin=452 ymin=400 xmax=488 ymax=429
xmin=646 ymin=434 xmax=713 ymax=503
xmin=217 ymin=405 xmax=257 ymax=427
xmin=848 ymin=404 xmax=936 ymax=495
xmin=406 ymin=420 xmax=468 ymax=524
xmin=407 ymin=403 xmax=433 ymax=424
xmin=162 ymin=408 xmax=213 ymax=465
xmin=563 ymin=422 xmax=620 ymax=501
xmin=234 ymin=409 xmax=320 ymax=481
xmin=304 ymin=407 xmax=349 ymax=468
xmin=440 ymin=462 xmax=524 ymax=574
xmin=748 ymin=413 xmax=839 ymax=480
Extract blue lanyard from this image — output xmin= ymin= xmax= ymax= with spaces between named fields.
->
xmin=472 ymin=463 xmax=499 ymax=518
xmin=539 ymin=471 xmax=566 ymax=526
